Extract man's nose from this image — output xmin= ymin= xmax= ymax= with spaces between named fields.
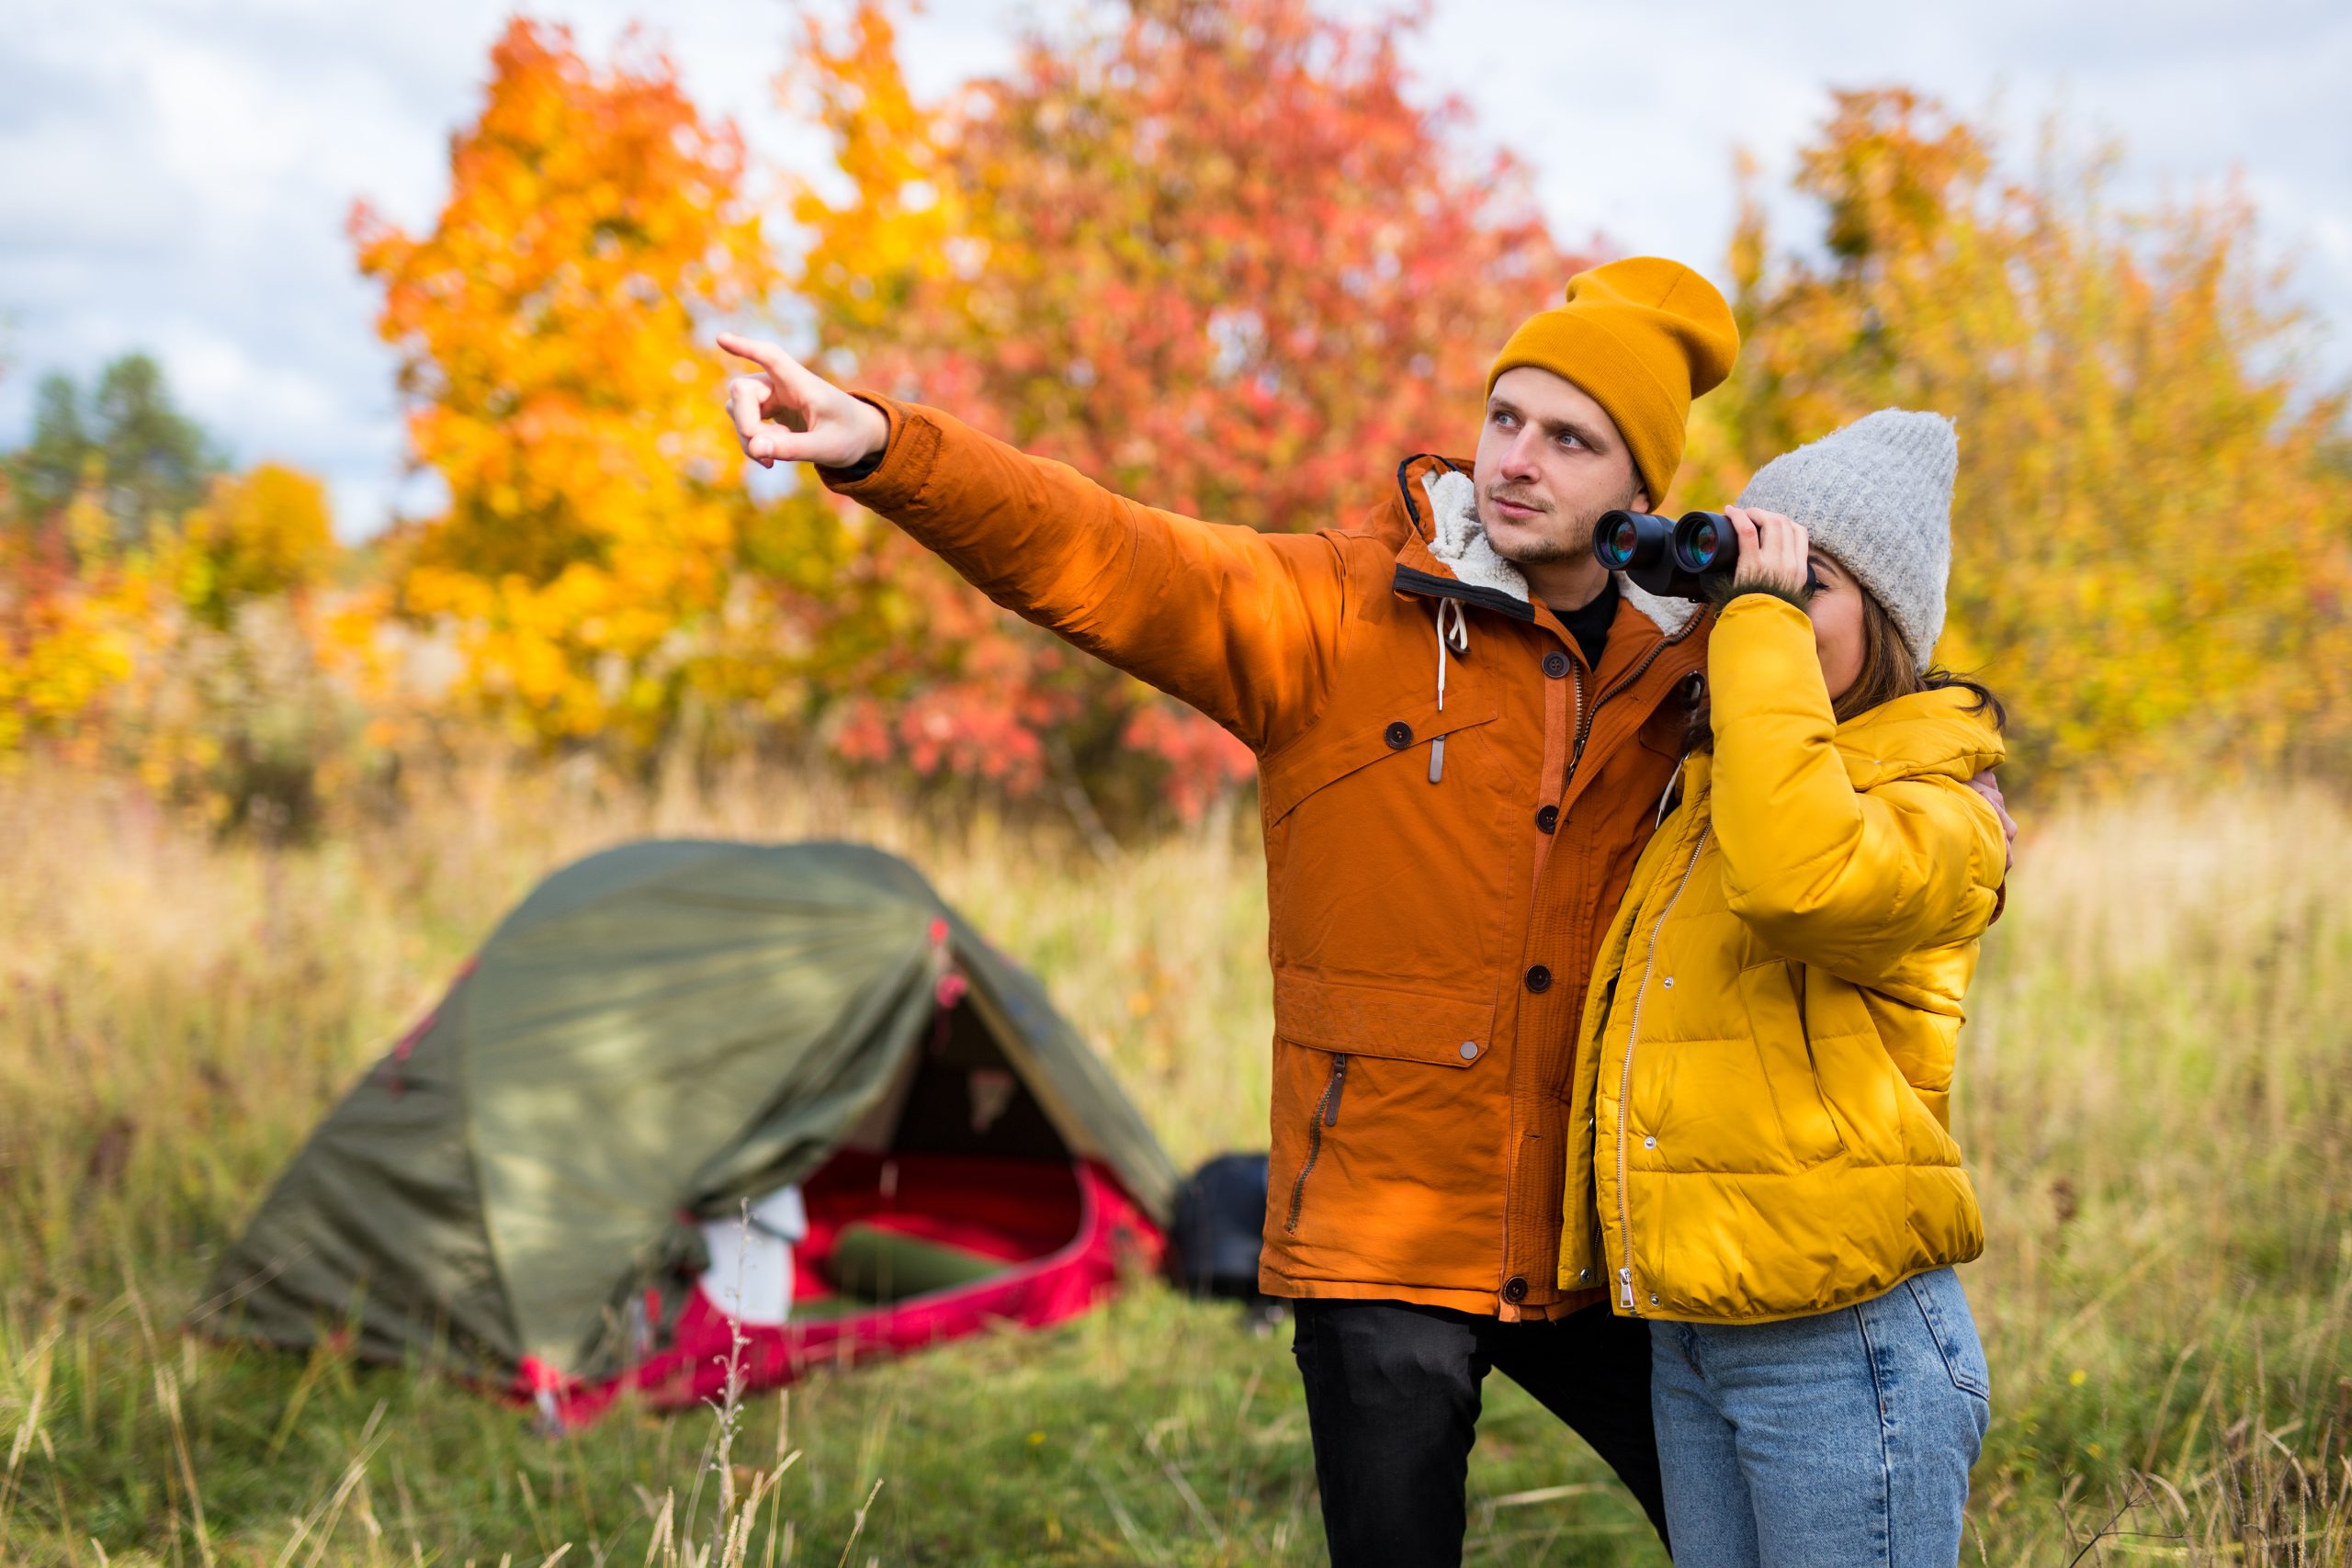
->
xmin=1499 ymin=429 xmax=1542 ymax=479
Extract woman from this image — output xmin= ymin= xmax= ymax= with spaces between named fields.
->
xmin=1559 ymin=410 xmax=2007 ymax=1567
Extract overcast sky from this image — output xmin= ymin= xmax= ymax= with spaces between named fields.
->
xmin=5 ymin=0 xmax=2347 ymax=536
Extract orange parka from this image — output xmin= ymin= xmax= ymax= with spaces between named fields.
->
xmin=823 ymin=396 xmax=1713 ymax=1319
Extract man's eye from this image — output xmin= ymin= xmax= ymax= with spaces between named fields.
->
xmin=1804 ymin=567 xmax=1825 ymax=596
xmin=1556 ymin=433 xmax=1583 ymax=450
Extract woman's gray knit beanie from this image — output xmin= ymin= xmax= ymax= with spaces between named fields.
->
xmin=1735 ymin=410 xmax=1957 ymax=666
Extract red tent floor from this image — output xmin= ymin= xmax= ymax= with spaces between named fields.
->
xmin=518 ymin=1153 xmax=1164 ymax=1427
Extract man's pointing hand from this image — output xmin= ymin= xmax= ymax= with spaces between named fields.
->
xmin=718 ymin=334 xmax=890 ymax=471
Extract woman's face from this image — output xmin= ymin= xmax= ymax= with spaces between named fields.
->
xmin=1804 ymin=550 xmax=1866 ymax=702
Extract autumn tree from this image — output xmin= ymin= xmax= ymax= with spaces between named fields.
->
xmin=0 ymin=509 xmax=141 ymax=758
xmin=787 ymin=0 xmax=1579 ymax=820
xmin=2 ymin=359 xmax=209 ymax=760
xmin=0 ymin=346 xmax=354 ymax=834
xmin=352 ymin=18 xmax=817 ymax=755
xmin=1686 ymin=90 xmax=2352 ymax=781
xmin=174 ymin=463 xmax=337 ymax=629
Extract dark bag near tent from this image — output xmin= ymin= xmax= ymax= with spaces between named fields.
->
xmin=192 ymin=840 xmax=1178 ymax=1427
xmin=1168 ymin=1152 xmax=1272 ymax=1303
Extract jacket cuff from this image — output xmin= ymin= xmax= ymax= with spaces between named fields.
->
xmin=815 ymin=393 xmax=942 ymax=513
xmin=1719 ymin=581 xmax=1813 ymax=615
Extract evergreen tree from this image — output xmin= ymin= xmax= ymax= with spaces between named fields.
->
xmin=91 ymin=354 xmax=220 ymax=538
xmin=6 ymin=355 xmax=221 ymax=543
xmin=12 ymin=373 xmax=93 ymax=525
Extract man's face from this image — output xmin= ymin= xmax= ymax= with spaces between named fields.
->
xmin=1473 ymin=367 xmax=1650 ymax=565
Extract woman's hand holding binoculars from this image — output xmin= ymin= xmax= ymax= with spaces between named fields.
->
xmin=1724 ymin=507 xmax=1812 ymax=601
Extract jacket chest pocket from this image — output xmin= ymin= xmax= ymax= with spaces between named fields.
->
xmin=1259 ymin=696 xmax=1510 ymax=984
xmin=1259 ymin=693 xmax=1500 ymax=825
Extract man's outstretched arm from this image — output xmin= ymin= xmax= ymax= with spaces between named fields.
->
xmin=719 ymin=334 xmax=1351 ymax=755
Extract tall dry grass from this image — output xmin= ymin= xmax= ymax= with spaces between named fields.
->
xmin=0 ymin=761 xmax=2346 ymax=1563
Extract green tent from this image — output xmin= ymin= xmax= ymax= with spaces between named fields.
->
xmin=197 ymin=840 xmax=1179 ymax=1395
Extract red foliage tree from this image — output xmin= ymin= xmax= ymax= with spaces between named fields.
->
xmin=788 ymin=0 xmax=1581 ymax=821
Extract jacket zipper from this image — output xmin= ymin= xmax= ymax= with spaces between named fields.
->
xmin=1614 ymin=826 xmax=1711 ymax=1311
xmin=1283 ymin=1054 xmax=1350 ymax=1234
xmin=1567 ymin=660 xmax=1584 ymax=780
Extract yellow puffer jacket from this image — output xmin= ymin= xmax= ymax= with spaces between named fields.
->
xmin=1557 ymin=595 xmax=2007 ymax=1323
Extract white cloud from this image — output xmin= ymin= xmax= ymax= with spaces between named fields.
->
xmin=1368 ymin=0 xmax=2352 ymax=367
xmin=2 ymin=0 xmax=2345 ymax=540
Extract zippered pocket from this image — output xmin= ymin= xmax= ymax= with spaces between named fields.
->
xmin=1283 ymin=1054 xmax=1350 ymax=1234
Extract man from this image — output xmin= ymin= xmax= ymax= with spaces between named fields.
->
xmin=720 ymin=260 xmax=1805 ymax=1562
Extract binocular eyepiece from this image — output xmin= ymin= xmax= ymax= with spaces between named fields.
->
xmin=1592 ymin=509 xmax=1737 ymax=601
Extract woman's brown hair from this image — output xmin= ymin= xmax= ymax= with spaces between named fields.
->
xmin=1682 ymin=581 xmax=2006 ymax=755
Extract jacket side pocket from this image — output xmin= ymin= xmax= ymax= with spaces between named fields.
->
xmin=1283 ymin=1054 xmax=1350 ymax=1234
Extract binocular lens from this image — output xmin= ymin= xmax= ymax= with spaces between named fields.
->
xmin=1591 ymin=510 xmax=1673 ymax=574
xmin=1597 ymin=513 xmax=1642 ymax=569
xmin=1679 ymin=513 xmax=1726 ymax=570
xmin=1590 ymin=509 xmax=1735 ymax=600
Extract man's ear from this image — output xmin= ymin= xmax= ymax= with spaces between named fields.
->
xmin=1631 ymin=487 xmax=1651 ymax=514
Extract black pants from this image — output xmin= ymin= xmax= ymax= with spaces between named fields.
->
xmin=1291 ymin=1298 xmax=1668 ymax=1567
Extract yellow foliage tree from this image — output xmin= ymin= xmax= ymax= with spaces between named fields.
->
xmin=353 ymin=19 xmax=811 ymax=754
xmin=1685 ymin=90 xmax=2352 ymax=781
xmin=0 ymin=468 xmax=149 ymax=760
xmin=1 ymin=449 xmax=348 ymax=802
xmin=175 ymin=462 xmax=337 ymax=627
xmin=787 ymin=2 xmax=975 ymax=350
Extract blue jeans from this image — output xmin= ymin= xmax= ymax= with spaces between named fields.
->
xmin=1649 ymin=1268 xmax=1992 ymax=1568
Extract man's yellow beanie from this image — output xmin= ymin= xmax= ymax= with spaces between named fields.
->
xmin=1487 ymin=257 xmax=1739 ymax=506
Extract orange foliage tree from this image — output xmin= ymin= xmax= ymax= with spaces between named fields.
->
xmin=786 ymin=0 xmax=1578 ymax=819
xmin=352 ymin=19 xmax=820 ymax=756
xmin=1683 ymin=90 xmax=2352 ymax=781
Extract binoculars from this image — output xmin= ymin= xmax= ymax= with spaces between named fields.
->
xmin=1592 ymin=509 xmax=1738 ymax=600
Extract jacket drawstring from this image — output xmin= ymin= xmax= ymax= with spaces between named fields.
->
xmin=1431 ymin=599 xmax=1468 ymax=784
xmin=1435 ymin=598 xmax=1469 ymax=710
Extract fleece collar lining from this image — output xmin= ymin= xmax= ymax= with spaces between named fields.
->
xmin=1416 ymin=468 xmax=1695 ymax=636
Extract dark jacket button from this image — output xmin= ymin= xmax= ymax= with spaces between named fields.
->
xmin=1525 ymin=964 xmax=1552 ymax=993
xmin=1535 ymin=805 xmax=1559 ymax=834
xmin=1385 ymin=721 xmax=1414 ymax=750
xmin=1502 ymin=1275 xmax=1529 ymax=1303
xmin=1543 ymin=651 xmax=1571 ymax=679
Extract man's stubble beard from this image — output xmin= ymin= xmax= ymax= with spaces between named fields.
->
xmin=1484 ymin=493 xmax=1621 ymax=567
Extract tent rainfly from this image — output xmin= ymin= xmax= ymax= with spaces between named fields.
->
xmin=194 ymin=840 xmax=1179 ymax=1427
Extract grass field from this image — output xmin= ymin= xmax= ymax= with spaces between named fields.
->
xmin=2 ymin=763 xmax=2347 ymax=1564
